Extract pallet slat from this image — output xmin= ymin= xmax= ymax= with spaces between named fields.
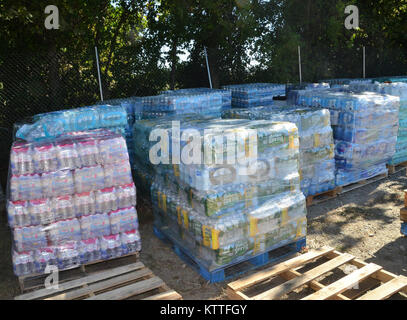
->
xmin=252 ymin=253 xmax=354 ymax=300
xmin=302 ymin=263 xmax=382 ymax=300
xmin=357 ymin=276 xmax=407 ymax=300
xmin=227 ymin=248 xmax=407 ymax=301
xmin=45 ymin=268 xmax=153 ymax=300
xmin=15 ymin=261 xmax=181 ymax=301
xmin=15 ymin=262 xmax=144 ymax=300
xmin=227 ymin=246 xmax=333 ymax=292
xmin=85 ymin=276 xmax=164 ymax=300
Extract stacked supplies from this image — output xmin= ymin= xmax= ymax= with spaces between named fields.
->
xmin=320 ymin=78 xmax=373 ymax=87
xmin=296 ymin=89 xmax=399 ymax=186
xmin=161 ymin=88 xmax=232 ymax=113
xmin=346 ymin=82 xmax=407 ymax=165
xmin=286 ymin=83 xmax=330 ymax=105
xmin=136 ymin=91 xmax=225 ymax=120
xmin=222 ymin=106 xmax=335 ymax=196
xmin=149 ymin=117 xmax=306 ymax=271
xmin=8 ymin=130 xmax=140 ymax=277
xmin=222 ymin=83 xmax=285 ymax=108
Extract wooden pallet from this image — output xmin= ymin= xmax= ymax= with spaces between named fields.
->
xmin=226 ymin=246 xmax=407 ymax=300
xmin=337 ymin=173 xmax=388 ymax=195
xmin=14 ymin=261 xmax=182 ymax=300
xmin=18 ymin=252 xmax=140 ymax=293
xmin=387 ymin=161 xmax=407 ymax=175
xmin=306 ymin=188 xmax=340 ymax=207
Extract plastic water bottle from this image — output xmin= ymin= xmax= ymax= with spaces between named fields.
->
xmin=56 ymin=140 xmax=81 ymax=170
xmin=116 ymin=183 xmax=137 ymax=208
xmin=98 ymin=135 xmax=129 ymax=165
xmin=121 ymin=229 xmax=141 ymax=255
xmin=10 ymin=173 xmax=43 ymax=201
xmin=28 ymin=198 xmax=53 ymax=226
xmin=100 ymin=234 xmax=122 ymax=260
xmin=48 ymin=218 xmax=81 ymax=245
xmin=7 ymin=200 xmax=31 ymax=228
xmin=56 ymin=241 xmax=80 ymax=270
xmin=42 ymin=170 xmax=75 ymax=198
xmin=13 ymin=226 xmax=47 ymax=252
xmin=77 ymin=138 xmax=100 ymax=167
xmin=52 ymin=195 xmax=76 ymax=220
xmin=79 ymin=238 xmax=101 ymax=264
xmin=109 ymin=207 xmax=138 ymax=234
xmin=34 ymin=247 xmax=57 ymax=274
xmin=104 ymin=161 xmax=132 ymax=187
xmin=10 ymin=142 xmax=34 ymax=175
xmin=79 ymin=213 xmax=110 ymax=239
xmin=95 ymin=187 xmax=118 ymax=213
xmin=33 ymin=143 xmax=58 ymax=173
xmin=12 ymin=251 xmax=35 ymax=276
xmin=74 ymin=192 xmax=96 ymax=217
xmin=74 ymin=165 xmax=105 ymax=193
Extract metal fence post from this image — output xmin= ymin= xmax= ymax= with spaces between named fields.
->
xmin=95 ymin=46 xmax=104 ymax=101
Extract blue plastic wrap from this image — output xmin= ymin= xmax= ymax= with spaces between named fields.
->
xmin=222 ymin=83 xmax=286 ymax=108
xmin=296 ymin=88 xmax=400 ymax=186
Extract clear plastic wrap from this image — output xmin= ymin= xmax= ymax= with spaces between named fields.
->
xmin=296 ymin=88 xmax=400 ymax=186
xmin=7 ymin=129 xmax=141 ymax=277
xmin=146 ymin=117 xmax=307 ymax=270
xmin=222 ymin=106 xmax=336 ymax=196
xmin=222 ymin=83 xmax=286 ymax=108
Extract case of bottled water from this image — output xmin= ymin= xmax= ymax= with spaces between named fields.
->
xmin=222 ymin=83 xmax=286 ymax=108
xmin=7 ymin=129 xmax=141 ymax=277
xmin=295 ymin=88 xmax=399 ymax=186
xmin=222 ymin=106 xmax=336 ymax=196
xmin=344 ymin=82 xmax=407 ymax=165
xmin=144 ymin=117 xmax=306 ymax=271
xmin=286 ymin=83 xmax=330 ymax=105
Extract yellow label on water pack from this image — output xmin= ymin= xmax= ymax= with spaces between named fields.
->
xmin=173 ymin=164 xmax=180 ymax=177
xmin=330 ymin=144 xmax=335 ymax=158
xmin=324 ymin=116 xmax=329 ymax=127
xmin=314 ymin=134 xmax=320 ymax=148
xmin=250 ymin=217 xmax=259 ymax=237
xmin=211 ymin=229 xmax=220 ymax=250
xmin=289 ymin=135 xmax=294 ymax=149
xmin=176 ymin=206 xmax=182 ymax=226
xmin=182 ymin=209 xmax=189 ymax=229
xmin=162 ymin=193 xmax=167 ymax=213
xmin=299 ymin=169 xmax=303 ymax=181
xmin=157 ymin=191 xmax=162 ymax=209
xmin=253 ymin=236 xmax=261 ymax=254
xmin=296 ymin=217 xmax=307 ymax=238
xmin=202 ymin=226 xmax=211 ymax=247
xmin=282 ymin=208 xmax=289 ymax=225
xmin=244 ymin=187 xmax=254 ymax=208
xmin=244 ymin=137 xmax=250 ymax=157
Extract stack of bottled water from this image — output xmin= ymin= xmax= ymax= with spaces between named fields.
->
xmin=137 ymin=91 xmax=226 ymax=120
xmin=222 ymin=106 xmax=336 ymax=196
xmin=343 ymin=82 xmax=407 ymax=165
xmin=222 ymin=83 xmax=286 ymax=108
xmin=15 ymin=105 xmax=129 ymax=142
xmin=373 ymin=76 xmax=407 ymax=84
xmin=295 ymin=88 xmax=400 ymax=186
xmin=148 ymin=117 xmax=307 ymax=271
xmin=320 ymin=78 xmax=373 ymax=87
xmin=8 ymin=129 xmax=141 ymax=277
xmin=161 ymin=88 xmax=232 ymax=112
xmin=286 ymin=83 xmax=330 ymax=105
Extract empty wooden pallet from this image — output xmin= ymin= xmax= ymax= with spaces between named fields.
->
xmin=227 ymin=246 xmax=407 ymax=300
xmin=14 ymin=262 xmax=182 ymax=300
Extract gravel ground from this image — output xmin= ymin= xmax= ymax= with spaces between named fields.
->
xmin=1 ymin=171 xmax=406 ymax=300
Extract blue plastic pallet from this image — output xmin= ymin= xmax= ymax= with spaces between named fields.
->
xmin=402 ymin=222 xmax=407 ymax=236
xmin=153 ymin=225 xmax=306 ymax=283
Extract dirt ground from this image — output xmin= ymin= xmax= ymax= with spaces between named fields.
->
xmin=1 ymin=171 xmax=406 ymax=300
